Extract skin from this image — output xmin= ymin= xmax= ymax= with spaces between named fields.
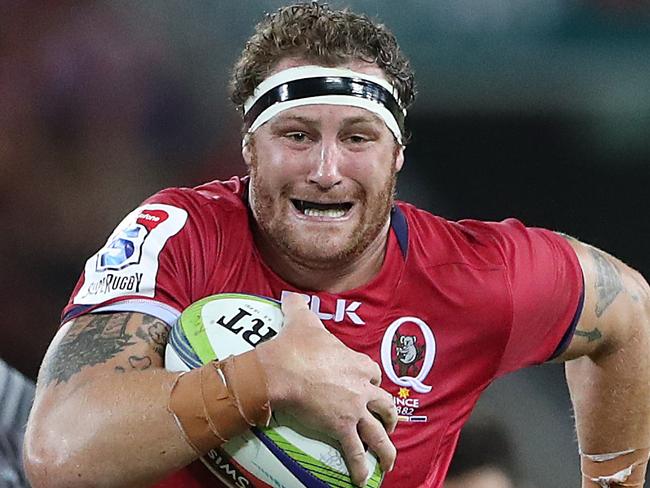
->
xmin=555 ymin=238 xmax=650 ymax=488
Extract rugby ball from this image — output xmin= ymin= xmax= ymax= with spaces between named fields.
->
xmin=165 ymin=293 xmax=384 ymax=488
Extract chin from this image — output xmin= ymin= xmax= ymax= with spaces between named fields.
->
xmin=283 ymin=235 xmax=360 ymax=268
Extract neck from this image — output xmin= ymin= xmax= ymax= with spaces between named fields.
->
xmin=252 ymin=220 xmax=391 ymax=294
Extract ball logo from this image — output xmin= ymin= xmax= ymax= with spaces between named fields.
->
xmin=380 ymin=316 xmax=436 ymax=394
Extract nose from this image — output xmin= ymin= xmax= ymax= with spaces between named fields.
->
xmin=308 ymin=139 xmax=343 ymax=189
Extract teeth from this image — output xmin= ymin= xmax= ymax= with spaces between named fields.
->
xmin=304 ymin=208 xmax=346 ymax=218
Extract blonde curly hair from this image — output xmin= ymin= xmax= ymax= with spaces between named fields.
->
xmin=230 ymin=2 xmax=415 ymax=116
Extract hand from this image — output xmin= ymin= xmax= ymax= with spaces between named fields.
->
xmin=256 ymin=292 xmax=397 ymax=486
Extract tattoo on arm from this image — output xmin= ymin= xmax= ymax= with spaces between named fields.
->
xmin=590 ymin=248 xmax=623 ymax=317
xmin=43 ymin=313 xmax=168 ymax=386
xmin=134 ymin=315 xmax=167 ymax=357
xmin=558 ymin=233 xmax=645 ymax=307
xmin=574 ymin=328 xmax=602 ymax=342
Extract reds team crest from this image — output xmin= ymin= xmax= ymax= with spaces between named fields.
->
xmin=381 ymin=316 xmax=436 ymax=394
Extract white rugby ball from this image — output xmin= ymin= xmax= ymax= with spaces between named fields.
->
xmin=165 ymin=293 xmax=384 ymax=488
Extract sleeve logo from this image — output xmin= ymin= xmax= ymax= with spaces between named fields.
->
xmin=74 ymin=204 xmax=188 ymax=305
xmin=96 ymin=209 xmax=170 ymax=271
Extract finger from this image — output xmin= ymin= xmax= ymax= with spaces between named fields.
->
xmin=367 ymin=359 xmax=382 ymax=387
xmin=338 ymin=428 xmax=370 ymax=487
xmin=358 ymin=414 xmax=397 ymax=473
xmin=281 ymin=292 xmax=309 ymax=315
xmin=281 ymin=292 xmax=330 ymax=332
xmin=353 ymin=353 xmax=382 ymax=386
xmin=367 ymin=388 xmax=398 ymax=434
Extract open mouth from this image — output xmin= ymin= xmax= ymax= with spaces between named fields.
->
xmin=291 ymin=199 xmax=353 ymax=218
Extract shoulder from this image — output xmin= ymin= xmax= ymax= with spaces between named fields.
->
xmin=396 ymin=202 xmax=532 ymax=268
xmin=145 ymin=176 xmax=248 ymax=213
xmin=138 ymin=176 xmax=250 ymax=232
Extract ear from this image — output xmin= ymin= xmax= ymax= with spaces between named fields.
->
xmin=394 ymin=145 xmax=405 ymax=172
xmin=242 ymin=134 xmax=253 ymax=167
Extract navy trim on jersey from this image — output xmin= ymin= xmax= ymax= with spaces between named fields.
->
xmin=62 ymin=301 xmax=180 ymax=328
xmin=61 ymin=305 xmax=94 ymax=324
xmin=94 ymin=301 xmax=180 ymax=328
xmin=549 ymin=277 xmax=586 ymax=360
xmin=390 ymin=206 xmax=409 ymax=259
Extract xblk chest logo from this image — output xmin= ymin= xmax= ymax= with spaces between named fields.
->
xmin=280 ymin=291 xmax=364 ymax=325
xmin=380 ymin=316 xmax=436 ymax=394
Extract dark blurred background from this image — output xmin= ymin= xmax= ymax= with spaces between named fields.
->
xmin=2 ymin=1 xmax=649 ymax=486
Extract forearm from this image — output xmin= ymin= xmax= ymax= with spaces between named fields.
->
xmin=566 ymin=303 xmax=650 ymax=488
xmin=25 ymin=368 xmax=196 ymax=488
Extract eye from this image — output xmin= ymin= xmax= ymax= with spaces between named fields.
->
xmin=347 ymin=135 xmax=368 ymax=144
xmin=285 ymin=132 xmax=309 ymax=143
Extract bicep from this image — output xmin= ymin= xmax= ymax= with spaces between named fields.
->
xmin=555 ymin=236 xmax=650 ymax=361
xmin=38 ymin=312 xmax=169 ymax=389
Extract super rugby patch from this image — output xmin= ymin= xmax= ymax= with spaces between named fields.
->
xmin=73 ymin=204 xmax=187 ymax=305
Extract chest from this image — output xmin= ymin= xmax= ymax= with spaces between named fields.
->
xmin=195 ymin=248 xmax=510 ymax=487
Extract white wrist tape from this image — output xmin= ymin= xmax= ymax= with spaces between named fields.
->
xmin=581 ymin=447 xmax=650 ymax=488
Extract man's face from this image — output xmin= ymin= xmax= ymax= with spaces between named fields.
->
xmin=243 ymin=60 xmax=404 ymax=270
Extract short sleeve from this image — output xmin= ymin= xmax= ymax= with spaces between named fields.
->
xmin=491 ymin=219 xmax=584 ymax=376
xmin=61 ymin=190 xmax=194 ymax=327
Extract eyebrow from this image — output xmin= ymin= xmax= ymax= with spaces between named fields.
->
xmin=270 ymin=113 xmax=383 ymax=129
xmin=341 ymin=115 xmax=384 ymax=127
xmin=270 ymin=114 xmax=318 ymax=127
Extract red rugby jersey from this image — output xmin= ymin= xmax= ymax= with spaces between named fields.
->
xmin=63 ymin=176 xmax=583 ymax=488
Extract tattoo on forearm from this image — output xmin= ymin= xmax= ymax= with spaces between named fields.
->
xmin=115 ymin=355 xmax=154 ymax=373
xmin=590 ymin=248 xmax=623 ymax=317
xmin=574 ymin=328 xmax=602 ymax=342
xmin=43 ymin=313 xmax=135 ymax=385
xmin=135 ymin=316 xmax=167 ymax=358
xmin=43 ymin=313 xmax=169 ymax=385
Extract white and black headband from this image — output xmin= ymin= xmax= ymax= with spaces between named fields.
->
xmin=243 ymin=66 xmax=407 ymax=144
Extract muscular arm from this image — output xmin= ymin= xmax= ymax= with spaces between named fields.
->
xmin=23 ymin=312 xmax=197 ymax=488
xmin=24 ymin=299 xmax=398 ymax=488
xmin=556 ymin=237 xmax=650 ymax=487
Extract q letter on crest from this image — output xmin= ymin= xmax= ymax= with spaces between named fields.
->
xmin=381 ymin=317 xmax=436 ymax=394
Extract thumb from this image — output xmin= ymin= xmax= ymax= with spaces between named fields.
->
xmin=281 ymin=291 xmax=310 ymax=316
xmin=281 ymin=292 xmax=326 ymax=330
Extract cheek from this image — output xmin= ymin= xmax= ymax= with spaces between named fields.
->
xmin=349 ymin=162 xmax=395 ymax=194
xmin=255 ymin=144 xmax=308 ymax=179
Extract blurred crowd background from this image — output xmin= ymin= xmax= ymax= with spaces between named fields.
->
xmin=2 ymin=1 xmax=650 ymax=486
